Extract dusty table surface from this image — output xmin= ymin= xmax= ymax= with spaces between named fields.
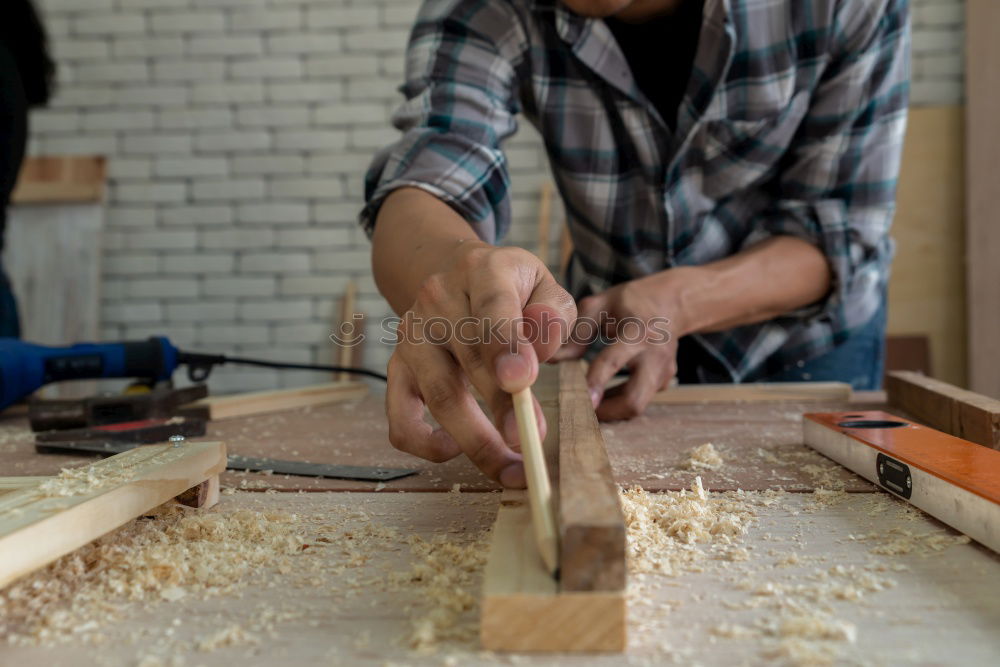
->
xmin=2 ymin=491 xmax=998 ymax=666
xmin=1 ymin=392 xmax=882 ymax=492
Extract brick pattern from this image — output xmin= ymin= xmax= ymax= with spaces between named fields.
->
xmin=26 ymin=0 xmax=965 ymax=391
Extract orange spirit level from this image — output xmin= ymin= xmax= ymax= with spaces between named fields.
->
xmin=803 ymin=410 xmax=1000 ymax=554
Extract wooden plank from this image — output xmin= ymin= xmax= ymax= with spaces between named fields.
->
xmin=966 ymin=1 xmax=1000 ymax=398
xmin=336 ymin=280 xmax=359 ymax=382
xmin=557 ymin=361 xmax=626 ymax=592
xmin=512 ymin=388 xmax=558 ymax=574
xmin=650 ymin=381 xmax=852 ymax=404
xmin=804 ymin=411 xmax=1000 ymax=554
xmin=178 ymin=381 xmax=368 ymax=421
xmin=0 ymin=441 xmax=226 ymax=589
xmin=886 ymin=371 xmax=1000 ymax=450
xmin=480 ymin=491 xmax=626 ymax=652
xmin=11 ymin=156 xmax=106 ymax=205
xmin=890 ymin=106 xmax=967 ymax=386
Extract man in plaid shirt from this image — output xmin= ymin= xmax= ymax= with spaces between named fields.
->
xmin=362 ymin=0 xmax=910 ymax=488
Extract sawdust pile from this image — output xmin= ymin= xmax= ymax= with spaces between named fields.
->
xmin=686 ymin=442 xmax=723 ymax=470
xmin=0 ymin=503 xmax=307 ymax=646
xmin=620 ymin=477 xmax=771 ymax=575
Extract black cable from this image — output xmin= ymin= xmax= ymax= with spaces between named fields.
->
xmin=178 ymin=351 xmax=388 ymax=382
xmin=221 ymin=355 xmax=388 ymax=382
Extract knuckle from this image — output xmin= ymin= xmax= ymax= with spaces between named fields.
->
xmin=456 ymin=245 xmax=488 ymax=272
xmin=422 ymin=377 xmax=460 ymax=413
xmin=415 ymin=273 xmax=449 ymax=307
xmin=386 ymin=422 xmax=413 ymax=454
xmin=621 ymin=394 xmax=645 ymax=418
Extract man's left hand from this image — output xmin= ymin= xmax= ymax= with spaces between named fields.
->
xmin=551 ymin=270 xmax=692 ymax=420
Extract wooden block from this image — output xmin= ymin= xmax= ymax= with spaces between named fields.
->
xmin=803 ymin=411 xmax=1000 ymax=554
xmin=178 ymin=381 xmax=368 ymax=421
xmin=12 ymin=156 xmax=106 ymax=205
xmin=650 ymin=381 xmax=852 ymax=404
xmin=886 ymin=371 xmax=1000 ymax=450
xmin=175 ymin=474 xmax=220 ymax=509
xmin=481 ymin=363 xmax=627 ymax=652
xmin=0 ymin=441 xmax=227 ymax=589
xmin=480 ymin=491 xmax=626 ymax=652
xmin=558 ymin=361 xmax=626 ymax=592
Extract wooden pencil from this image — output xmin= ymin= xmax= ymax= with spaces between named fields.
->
xmin=511 ymin=387 xmax=559 ymax=576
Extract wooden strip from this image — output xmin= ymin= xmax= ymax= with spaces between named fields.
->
xmin=536 ymin=181 xmax=553 ymax=266
xmin=480 ymin=490 xmax=626 ymax=652
xmin=178 ymin=381 xmax=368 ymax=421
xmin=336 ymin=280 xmax=358 ymax=382
xmin=803 ymin=412 xmax=1000 ymax=553
xmin=0 ymin=441 xmax=226 ymax=589
xmin=512 ymin=388 xmax=558 ymax=574
xmin=886 ymin=371 xmax=1000 ymax=450
xmin=12 ymin=156 xmax=106 ymax=205
xmin=650 ymin=381 xmax=852 ymax=404
xmin=558 ymin=361 xmax=626 ymax=591
xmin=0 ymin=477 xmax=51 ymax=494
xmin=966 ymin=0 xmax=1000 ymax=399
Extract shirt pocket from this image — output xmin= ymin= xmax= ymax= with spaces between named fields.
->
xmin=693 ymin=91 xmax=810 ymax=200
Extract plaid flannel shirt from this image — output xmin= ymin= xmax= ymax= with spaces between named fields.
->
xmin=362 ymin=0 xmax=910 ymax=382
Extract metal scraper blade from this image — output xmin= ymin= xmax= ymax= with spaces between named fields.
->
xmin=226 ymin=455 xmax=416 ymax=481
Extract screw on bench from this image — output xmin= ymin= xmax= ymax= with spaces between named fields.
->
xmin=169 ymin=435 xmax=185 ymax=448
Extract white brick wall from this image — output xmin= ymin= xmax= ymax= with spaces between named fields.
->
xmin=26 ymin=0 xmax=965 ymax=392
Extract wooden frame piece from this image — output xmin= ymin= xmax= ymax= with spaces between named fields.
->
xmin=480 ymin=362 xmax=626 ymax=652
xmin=886 ymin=371 xmax=1000 ymax=450
xmin=11 ymin=156 xmax=107 ymax=205
xmin=178 ymin=381 xmax=368 ymax=421
xmin=0 ymin=441 xmax=226 ymax=589
xmin=650 ymin=381 xmax=852 ymax=404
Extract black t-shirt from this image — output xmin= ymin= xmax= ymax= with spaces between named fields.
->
xmin=605 ymin=0 xmax=704 ymax=131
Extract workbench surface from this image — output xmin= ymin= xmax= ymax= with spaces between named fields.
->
xmin=2 ymin=392 xmax=999 ymax=665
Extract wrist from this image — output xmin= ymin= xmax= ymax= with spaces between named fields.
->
xmin=636 ymin=266 xmax=705 ymax=339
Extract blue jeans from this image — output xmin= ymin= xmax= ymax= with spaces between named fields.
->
xmin=762 ymin=304 xmax=886 ymax=390
xmin=0 ymin=259 xmax=20 ymax=338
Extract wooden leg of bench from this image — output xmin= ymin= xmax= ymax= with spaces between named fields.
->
xmin=175 ymin=474 xmax=220 ymax=509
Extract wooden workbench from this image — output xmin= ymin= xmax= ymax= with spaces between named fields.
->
xmin=1 ymin=390 xmax=998 ymax=665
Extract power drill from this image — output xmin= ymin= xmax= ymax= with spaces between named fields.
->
xmin=0 ymin=336 xmax=386 ymax=411
xmin=0 ymin=337 xmax=185 ymax=411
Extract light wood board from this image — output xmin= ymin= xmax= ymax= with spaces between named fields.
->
xmin=1 ymin=492 xmax=998 ymax=665
xmin=178 ymin=381 xmax=368 ymax=420
xmin=11 ymin=156 xmax=106 ymax=205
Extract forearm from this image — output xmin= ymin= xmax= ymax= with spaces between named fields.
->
xmin=669 ymin=236 xmax=832 ymax=336
xmin=371 ymin=187 xmax=484 ymax=315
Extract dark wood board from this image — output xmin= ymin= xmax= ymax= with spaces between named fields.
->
xmin=2 ymin=392 xmax=880 ymax=493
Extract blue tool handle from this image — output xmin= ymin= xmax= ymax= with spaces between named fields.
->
xmin=0 ymin=336 xmax=179 ymax=410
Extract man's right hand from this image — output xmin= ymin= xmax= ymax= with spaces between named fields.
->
xmin=384 ymin=240 xmax=575 ymax=488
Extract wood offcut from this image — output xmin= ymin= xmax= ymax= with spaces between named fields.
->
xmin=178 ymin=381 xmax=368 ymax=420
xmin=887 ymin=371 xmax=1000 ymax=449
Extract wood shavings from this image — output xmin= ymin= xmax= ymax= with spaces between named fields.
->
xmin=196 ymin=624 xmax=260 ymax=652
xmin=849 ymin=527 xmax=972 ymax=556
xmin=686 ymin=443 xmax=723 ymax=470
xmin=0 ymin=502 xmax=307 ymax=646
